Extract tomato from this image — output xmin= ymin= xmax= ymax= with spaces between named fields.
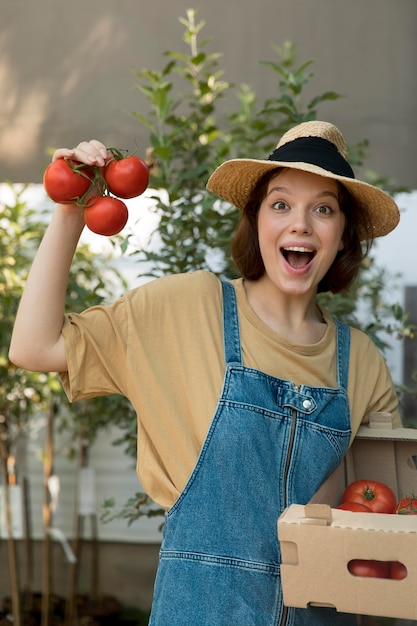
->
xmin=84 ymin=196 xmax=128 ymax=236
xmin=348 ymin=559 xmax=391 ymax=579
xmin=44 ymin=159 xmax=92 ymax=203
xmin=393 ymin=495 xmax=417 ymax=514
xmin=104 ymin=156 xmax=149 ymax=199
xmin=341 ymin=479 xmax=396 ymax=514
xmin=337 ymin=501 xmax=372 ymax=512
xmin=390 ymin=561 xmax=407 ymax=580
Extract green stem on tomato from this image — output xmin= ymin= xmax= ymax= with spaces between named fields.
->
xmin=73 ymin=165 xmax=109 ymax=208
xmin=106 ymin=146 xmax=138 ymax=160
xmin=362 ymin=486 xmax=376 ymax=502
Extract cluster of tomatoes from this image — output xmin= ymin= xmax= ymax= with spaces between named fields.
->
xmin=43 ymin=149 xmax=150 ymax=236
xmin=337 ymin=479 xmax=416 ymax=581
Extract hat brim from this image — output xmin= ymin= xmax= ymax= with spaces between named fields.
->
xmin=206 ymin=158 xmax=400 ymax=240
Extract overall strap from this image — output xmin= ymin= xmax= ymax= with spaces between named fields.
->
xmin=334 ymin=318 xmax=351 ymax=391
xmin=221 ymin=280 xmax=243 ymax=365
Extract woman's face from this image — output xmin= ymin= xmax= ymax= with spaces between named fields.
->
xmin=256 ymin=168 xmax=345 ymax=298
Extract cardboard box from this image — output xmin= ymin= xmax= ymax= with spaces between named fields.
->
xmin=277 ymin=414 xmax=417 ymax=620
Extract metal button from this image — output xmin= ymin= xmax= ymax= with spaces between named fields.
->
xmin=302 ymin=399 xmax=312 ymax=410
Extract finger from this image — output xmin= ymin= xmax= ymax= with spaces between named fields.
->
xmin=89 ymin=140 xmax=109 ymax=160
xmin=52 ymin=140 xmax=109 ymax=167
xmin=70 ymin=140 xmax=106 ymax=167
xmin=74 ymin=140 xmax=110 ymax=167
xmin=52 ymin=148 xmax=75 ymax=162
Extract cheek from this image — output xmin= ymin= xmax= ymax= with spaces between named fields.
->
xmin=258 ymin=223 xmax=279 ymax=260
xmin=257 ymin=205 xmax=279 ymax=237
xmin=256 ymin=213 xmax=270 ymax=246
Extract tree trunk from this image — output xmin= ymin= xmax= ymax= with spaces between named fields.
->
xmin=41 ymin=401 xmax=56 ymax=626
xmin=22 ymin=475 xmax=34 ymax=609
xmin=0 ymin=415 xmax=21 ymax=626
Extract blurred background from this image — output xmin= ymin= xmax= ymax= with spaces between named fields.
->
xmin=1 ymin=1 xmax=416 ymax=623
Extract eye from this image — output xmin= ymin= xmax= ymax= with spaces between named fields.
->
xmin=315 ymin=204 xmax=333 ymax=215
xmin=272 ymin=200 xmax=289 ymax=211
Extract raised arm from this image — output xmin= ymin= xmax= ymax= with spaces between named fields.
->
xmin=9 ymin=140 xmax=109 ymax=373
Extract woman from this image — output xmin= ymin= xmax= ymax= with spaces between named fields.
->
xmin=10 ymin=121 xmax=401 ymax=625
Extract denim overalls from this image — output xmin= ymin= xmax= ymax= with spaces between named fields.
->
xmin=149 ymin=280 xmax=356 ymax=625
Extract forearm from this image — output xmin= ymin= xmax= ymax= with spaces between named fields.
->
xmin=9 ymin=205 xmax=85 ymax=372
xmin=10 ymin=139 xmax=109 ymax=372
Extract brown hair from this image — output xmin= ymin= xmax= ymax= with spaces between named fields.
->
xmin=231 ymin=168 xmax=374 ymax=293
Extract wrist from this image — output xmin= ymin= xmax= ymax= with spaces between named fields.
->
xmin=52 ymin=203 xmax=86 ymax=235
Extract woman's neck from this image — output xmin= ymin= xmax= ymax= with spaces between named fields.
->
xmin=243 ymin=277 xmax=327 ymax=344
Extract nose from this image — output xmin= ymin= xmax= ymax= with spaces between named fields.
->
xmin=289 ymin=207 xmax=312 ymax=234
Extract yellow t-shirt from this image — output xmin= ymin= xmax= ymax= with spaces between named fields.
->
xmin=61 ymin=270 xmax=400 ymax=508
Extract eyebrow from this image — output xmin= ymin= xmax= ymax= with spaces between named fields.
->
xmin=267 ymin=186 xmax=339 ymax=201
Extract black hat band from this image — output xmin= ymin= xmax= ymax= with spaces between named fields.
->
xmin=268 ymin=136 xmax=355 ymax=179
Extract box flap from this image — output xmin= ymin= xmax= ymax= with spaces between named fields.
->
xmin=356 ymin=421 xmax=417 ymax=442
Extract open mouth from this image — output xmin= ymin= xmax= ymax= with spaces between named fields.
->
xmin=281 ymin=246 xmax=316 ymax=269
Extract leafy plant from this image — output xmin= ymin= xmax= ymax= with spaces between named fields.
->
xmin=1 ymin=183 xmax=132 ymax=448
xmin=129 ymin=8 xmax=413 ymax=352
xmin=101 ymin=493 xmax=165 ymax=529
xmin=1 ymin=186 xmax=60 ymax=432
xmin=130 ymin=13 xmax=343 ymax=280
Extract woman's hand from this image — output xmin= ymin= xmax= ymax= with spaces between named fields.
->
xmin=53 ymin=139 xmax=110 ymax=168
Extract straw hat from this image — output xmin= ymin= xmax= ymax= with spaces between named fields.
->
xmin=206 ymin=120 xmax=400 ymax=239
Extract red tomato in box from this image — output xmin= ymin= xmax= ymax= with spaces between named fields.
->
xmin=341 ymin=480 xmax=396 ymax=514
xmin=393 ymin=496 xmax=417 ymax=515
xmin=390 ymin=561 xmax=407 ymax=580
xmin=337 ymin=501 xmax=372 ymax=512
xmin=348 ymin=559 xmax=390 ymax=579
xmin=104 ymin=156 xmax=149 ymax=199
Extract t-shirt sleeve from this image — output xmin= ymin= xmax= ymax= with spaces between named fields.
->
xmin=59 ymin=270 xmax=224 ymax=408
xmin=60 ymin=295 xmax=130 ymax=402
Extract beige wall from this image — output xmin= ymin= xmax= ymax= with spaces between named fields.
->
xmin=1 ymin=0 xmax=416 ymax=187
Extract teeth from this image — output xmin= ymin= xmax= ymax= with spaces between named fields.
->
xmin=283 ymin=246 xmax=312 ymax=253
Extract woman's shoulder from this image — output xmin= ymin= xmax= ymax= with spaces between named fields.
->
xmin=328 ymin=314 xmax=384 ymax=360
xmin=124 ymin=270 xmax=222 ymax=306
xmin=349 ymin=327 xmax=388 ymax=367
xmin=321 ymin=310 xmax=384 ymax=357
